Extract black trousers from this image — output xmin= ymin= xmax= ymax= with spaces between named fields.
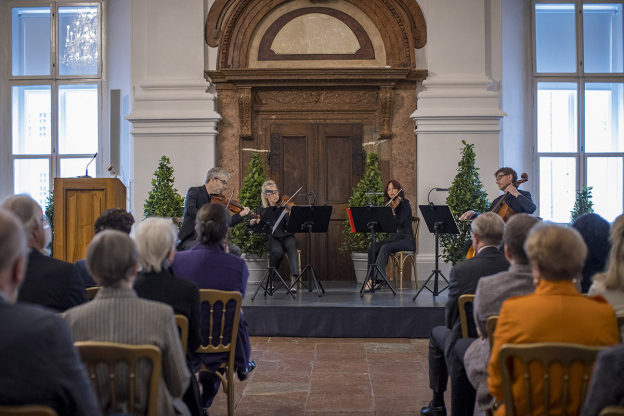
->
xmin=368 ymin=237 xmax=415 ymax=272
xmin=428 ymin=326 xmax=476 ymax=416
xmin=266 ymin=235 xmax=299 ymax=276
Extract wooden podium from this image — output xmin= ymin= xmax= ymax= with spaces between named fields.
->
xmin=53 ymin=178 xmax=126 ymax=262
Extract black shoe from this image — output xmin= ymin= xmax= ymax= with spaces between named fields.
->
xmin=420 ymin=401 xmax=447 ymax=416
xmin=236 ymin=360 xmax=256 ymax=381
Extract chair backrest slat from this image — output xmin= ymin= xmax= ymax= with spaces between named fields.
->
xmin=499 ymin=342 xmax=604 ymax=416
xmin=75 ymin=342 xmax=162 ymax=416
xmin=0 ymin=406 xmax=58 ymax=416
xmin=486 ymin=315 xmax=498 ymax=350
xmin=458 ymin=294 xmax=475 ymax=339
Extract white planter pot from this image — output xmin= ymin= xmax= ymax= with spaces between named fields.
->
xmin=351 ymin=252 xmax=369 ymax=284
xmin=242 ymin=253 xmax=268 ymax=284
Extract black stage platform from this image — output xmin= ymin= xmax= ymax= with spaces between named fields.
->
xmin=243 ymin=280 xmax=448 ymax=338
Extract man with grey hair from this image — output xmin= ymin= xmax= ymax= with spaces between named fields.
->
xmin=421 ymin=212 xmax=509 ymax=416
xmin=178 ymin=167 xmax=251 ymax=254
xmin=1 ymin=195 xmax=87 ymax=311
xmin=0 ymin=209 xmax=101 ymax=414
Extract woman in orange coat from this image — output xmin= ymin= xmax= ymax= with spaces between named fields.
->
xmin=487 ymin=223 xmax=619 ymax=416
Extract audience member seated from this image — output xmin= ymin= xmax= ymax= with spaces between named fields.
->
xmin=581 ymin=344 xmax=624 ymax=416
xmin=76 ymin=208 xmax=135 ymax=287
xmin=461 ymin=214 xmax=539 ymax=410
xmin=0 ymin=209 xmax=101 ymax=415
xmin=588 ymin=213 xmax=624 ymax=314
xmin=133 ymin=217 xmax=202 ymax=416
xmin=63 ymin=230 xmax=190 ymax=416
xmin=1 ymin=195 xmax=87 ymax=312
xmin=572 ymin=213 xmax=611 ymax=293
xmin=488 ymin=223 xmax=619 ymax=416
xmin=421 ymin=213 xmax=509 ymax=416
xmin=171 ymin=203 xmax=254 ymax=412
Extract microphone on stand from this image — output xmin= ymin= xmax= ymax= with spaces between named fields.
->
xmin=427 ymin=187 xmax=450 ymax=209
xmin=79 ymin=152 xmax=98 ymax=178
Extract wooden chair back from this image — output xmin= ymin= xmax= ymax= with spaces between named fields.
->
xmin=389 ymin=217 xmax=420 ymax=290
xmin=196 ymin=289 xmax=243 ymax=416
xmin=458 ymin=294 xmax=475 ymax=338
xmin=175 ymin=314 xmax=189 ymax=353
xmin=599 ymin=406 xmax=624 ymax=416
xmin=486 ymin=315 xmax=499 ymax=350
xmin=74 ymin=341 xmax=161 ymax=416
xmin=0 ymin=406 xmax=58 ymax=416
xmin=86 ymin=287 xmax=99 ymax=300
xmin=499 ymin=342 xmax=604 ymax=416
xmin=617 ymin=314 xmax=624 ymax=341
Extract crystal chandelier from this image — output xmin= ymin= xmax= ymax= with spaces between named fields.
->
xmin=60 ymin=10 xmax=98 ymax=69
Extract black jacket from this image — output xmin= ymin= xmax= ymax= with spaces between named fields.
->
xmin=386 ymin=198 xmax=414 ymax=242
xmin=18 ymin=249 xmax=87 ymax=312
xmin=486 ymin=189 xmax=536 ymax=215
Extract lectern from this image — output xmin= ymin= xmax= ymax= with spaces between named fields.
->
xmin=53 ymin=178 xmax=126 ymax=262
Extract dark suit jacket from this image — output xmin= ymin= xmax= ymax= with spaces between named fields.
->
xmin=134 ymin=269 xmax=202 ymax=369
xmin=75 ymin=259 xmax=96 ymax=288
xmin=0 ymin=298 xmax=101 ymax=415
xmin=486 ymin=189 xmax=536 ymax=215
xmin=178 ymin=185 xmax=243 ymax=248
xmin=446 ymin=246 xmax=510 ymax=338
xmin=171 ymin=243 xmax=250 ymax=371
xmin=18 ymin=249 xmax=87 ymax=312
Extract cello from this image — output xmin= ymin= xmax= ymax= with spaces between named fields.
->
xmin=465 ymin=173 xmax=529 ymax=259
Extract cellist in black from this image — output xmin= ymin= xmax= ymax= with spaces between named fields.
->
xmin=460 ymin=167 xmax=536 ymax=221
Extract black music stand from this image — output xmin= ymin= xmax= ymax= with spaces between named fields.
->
xmin=350 ymin=206 xmax=397 ymax=297
xmin=251 ymin=206 xmax=296 ymax=300
xmin=412 ymin=204 xmax=459 ymax=300
xmin=287 ymin=205 xmax=333 ymax=297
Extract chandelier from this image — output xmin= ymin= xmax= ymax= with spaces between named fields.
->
xmin=60 ymin=9 xmax=98 ymax=69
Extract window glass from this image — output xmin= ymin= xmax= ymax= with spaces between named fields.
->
xmin=59 ymin=84 xmax=98 ymax=154
xmin=12 ymin=85 xmax=51 ymax=155
xmin=583 ymin=4 xmax=624 ymax=73
xmin=535 ymin=4 xmax=577 ymax=73
xmin=60 ymin=157 xmax=96 ymax=178
xmin=539 ymin=157 xmax=577 ymax=222
xmin=587 ymin=157 xmax=623 ymax=222
xmin=13 ymin=159 xmax=50 ymax=208
xmin=11 ymin=7 xmax=51 ymax=76
xmin=585 ymin=83 xmax=624 ymax=152
xmin=58 ymin=6 xmax=99 ymax=76
xmin=537 ymin=82 xmax=578 ymax=152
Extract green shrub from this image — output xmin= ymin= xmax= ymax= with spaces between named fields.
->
xmin=144 ymin=156 xmax=184 ymax=219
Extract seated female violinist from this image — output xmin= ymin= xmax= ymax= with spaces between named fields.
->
xmin=367 ymin=180 xmax=415 ymax=281
xmin=247 ymin=180 xmax=300 ymax=292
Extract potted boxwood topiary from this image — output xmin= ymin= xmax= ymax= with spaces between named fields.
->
xmin=144 ymin=155 xmax=185 ymax=225
xmin=339 ymin=152 xmax=386 ymax=283
xmin=439 ymin=141 xmax=490 ymax=265
xmin=229 ymin=152 xmax=267 ymax=282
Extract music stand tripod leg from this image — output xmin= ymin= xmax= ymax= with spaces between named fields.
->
xmin=251 ymin=267 xmax=272 ymax=300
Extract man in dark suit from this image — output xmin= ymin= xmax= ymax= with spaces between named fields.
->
xmin=421 ymin=213 xmax=509 ymax=416
xmin=0 ymin=208 xmax=101 ymax=415
xmin=459 ymin=167 xmax=536 ymax=221
xmin=1 ymin=195 xmax=87 ymax=312
xmin=178 ymin=166 xmax=251 ymax=255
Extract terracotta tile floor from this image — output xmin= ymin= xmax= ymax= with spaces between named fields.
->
xmin=208 ymin=337 xmax=459 ymax=416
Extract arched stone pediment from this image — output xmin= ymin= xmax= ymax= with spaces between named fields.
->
xmin=206 ymin=0 xmax=427 ymax=69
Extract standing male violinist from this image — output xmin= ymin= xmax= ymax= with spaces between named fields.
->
xmin=459 ymin=167 xmax=536 ymax=221
xmin=177 ymin=167 xmax=251 ymax=254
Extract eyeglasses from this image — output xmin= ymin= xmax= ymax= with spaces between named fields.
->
xmin=264 ymin=190 xmax=278 ymax=196
xmin=216 ymin=178 xmax=228 ymax=185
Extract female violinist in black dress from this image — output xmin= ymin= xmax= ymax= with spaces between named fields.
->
xmin=368 ymin=180 xmax=415 ymax=274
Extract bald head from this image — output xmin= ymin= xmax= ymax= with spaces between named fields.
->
xmin=0 ymin=209 xmax=28 ymax=301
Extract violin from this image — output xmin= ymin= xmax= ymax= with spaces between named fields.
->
xmin=212 ymin=191 xmax=259 ymax=219
xmin=278 ymin=186 xmax=303 ymax=213
xmin=385 ymin=188 xmax=403 ymax=211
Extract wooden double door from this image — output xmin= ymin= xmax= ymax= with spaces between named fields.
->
xmin=267 ymin=123 xmax=365 ymax=281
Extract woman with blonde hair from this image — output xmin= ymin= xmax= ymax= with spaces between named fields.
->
xmin=248 ymin=180 xmax=299 ymax=291
xmin=588 ymin=213 xmax=624 ymax=314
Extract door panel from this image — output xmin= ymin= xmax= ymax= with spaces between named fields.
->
xmin=269 ymin=123 xmax=363 ymax=281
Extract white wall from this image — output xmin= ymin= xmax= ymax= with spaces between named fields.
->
xmin=126 ymin=0 xmax=220 ymax=219
xmin=412 ymin=0 xmax=507 ymax=274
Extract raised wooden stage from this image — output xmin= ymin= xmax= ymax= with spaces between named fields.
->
xmin=243 ymin=280 xmax=447 ymax=338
